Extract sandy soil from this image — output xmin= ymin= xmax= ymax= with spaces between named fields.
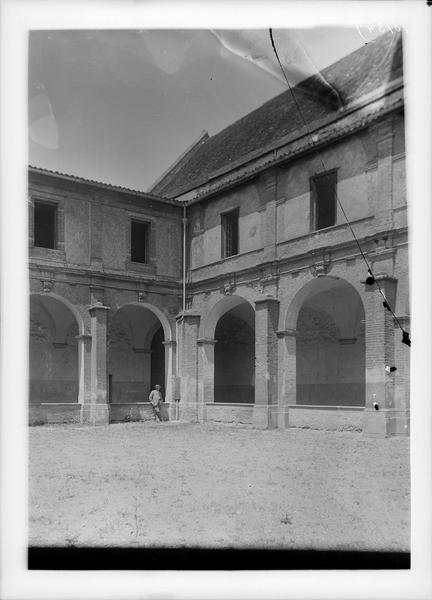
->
xmin=29 ymin=422 xmax=410 ymax=550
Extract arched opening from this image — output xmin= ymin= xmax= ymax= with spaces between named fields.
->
xmin=29 ymin=294 xmax=80 ymax=404
xmin=293 ymin=278 xmax=365 ymax=406
xmin=214 ymin=300 xmax=255 ymax=403
xmin=108 ymin=304 xmax=167 ymax=403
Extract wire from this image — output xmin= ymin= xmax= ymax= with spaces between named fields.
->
xmin=268 ymin=29 xmax=410 ymax=347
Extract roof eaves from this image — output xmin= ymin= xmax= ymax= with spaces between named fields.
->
xmin=28 ymin=166 xmax=180 ymax=206
xmin=179 ymin=88 xmax=404 ymax=206
xmin=147 ymin=130 xmax=210 ymax=194
xmin=170 ymin=79 xmax=404 ymax=200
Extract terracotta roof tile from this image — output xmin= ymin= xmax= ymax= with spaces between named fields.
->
xmin=151 ymin=32 xmax=403 ymax=198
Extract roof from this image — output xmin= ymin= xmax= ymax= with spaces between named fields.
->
xmin=149 ymin=31 xmax=403 ymax=199
xmin=28 ymin=165 xmax=179 ymax=206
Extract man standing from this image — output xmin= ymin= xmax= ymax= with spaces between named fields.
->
xmin=149 ymin=384 xmax=163 ymax=422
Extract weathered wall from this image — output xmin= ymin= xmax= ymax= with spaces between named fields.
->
xmin=29 ymin=300 xmax=79 ymax=403
xmin=29 ymin=172 xmax=182 ymax=279
xmin=189 ymin=182 xmax=262 ymax=269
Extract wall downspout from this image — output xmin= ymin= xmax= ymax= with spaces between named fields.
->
xmin=182 ymin=203 xmax=187 ymax=314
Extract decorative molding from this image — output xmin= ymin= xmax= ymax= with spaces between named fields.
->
xmin=255 ymin=295 xmax=280 ymax=307
xmin=162 ymin=340 xmax=177 ymax=348
xmin=309 ymin=248 xmax=332 ymax=278
xmin=41 ymin=279 xmax=54 ymax=293
xmin=197 ymin=338 xmax=218 ymax=346
xmin=88 ymin=303 xmax=110 ymax=314
xmin=277 ymin=329 xmax=297 ymax=338
xmin=221 ymin=281 xmax=236 ymax=295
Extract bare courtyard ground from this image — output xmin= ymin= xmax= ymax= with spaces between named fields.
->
xmin=29 ymin=422 xmax=410 ymax=550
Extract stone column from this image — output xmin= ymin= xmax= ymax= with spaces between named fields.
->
xmin=82 ymin=303 xmax=110 ymax=425
xmin=163 ymin=340 xmax=176 ymax=413
xmin=276 ymin=328 xmax=297 ymax=429
xmin=253 ymin=296 xmax=280 ymax=429
xmin=197 ymin=338 xmax=217 ymax=421
xmin=76 ymin=334 xmax=92 ymax=406
xmin=363 ymin=275 xmax=398 ymax=437
xmin=177 ymin=311 xmax=200 ymax=422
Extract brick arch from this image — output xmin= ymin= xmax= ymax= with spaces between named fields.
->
xmin=110 ymin=302 xmax=173 ymax=342
xmin=284 ymin=276 xmax=365 ymax=334
xmin=200 ymin=294 xmax=255 ymax=340
xmin=30 ymin=292 xmax=85 ymax=336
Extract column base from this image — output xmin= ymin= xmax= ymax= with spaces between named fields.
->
xmin=252 ymin=405 xmax=281 ymax=429
xmin=81 ymin=403 xmax=110 ymax=426
xmin=176 ymin=401 xmax=199 ymax=423
xmin=363 ymin=408 xmax=410 ymax=437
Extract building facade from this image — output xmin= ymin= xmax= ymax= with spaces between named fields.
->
xmin=29 ymin=32 xmax=409 ymax=436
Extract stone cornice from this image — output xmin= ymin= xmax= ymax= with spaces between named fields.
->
xmin=29 ymin=263 xmax=181 ymax=292
xmin=189 ymin=226 xmax=408 ymax=294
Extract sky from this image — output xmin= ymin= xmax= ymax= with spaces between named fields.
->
xmin=29 ymin=28 xmax=381 ymax=192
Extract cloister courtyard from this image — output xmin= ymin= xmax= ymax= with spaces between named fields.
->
xmin=29 ymin=421 xmax=410 ymax=551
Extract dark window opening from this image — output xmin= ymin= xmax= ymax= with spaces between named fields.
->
xmin=221 ymin=209 xmax=239 ymax=258
xmin=131 ymin=220 xmax=150 ymax=263
xmin=34 ymin=202 xmax=57 ymax=249
xmin=311 ymin=171 xmax=337 ymax=231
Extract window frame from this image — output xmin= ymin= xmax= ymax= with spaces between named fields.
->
xmin=130 ymin=218 xmax=151 ymax=264
xmin=221 ymin=207 xmax=239 ymax=259
xmin=33 ymin=200 xmax=58 ymax=250
xmin=310 ymin=169 xmax=338 ymax=232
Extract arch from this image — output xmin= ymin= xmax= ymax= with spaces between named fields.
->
xmin=30 ymin=292 xmax=85 ymax=335
xmin=285 ymin=276 xmax=366 ymax=408
xmin=201 ymin=294 xmax=255 ymax=340
xmin=108 ymin=302 xmax=171 ymax=403
xmin=284 ymin=276 xmax=362 ymax=332
xmin=201 ymin=294 xmax=256 ymax=404
xmin=29 ymin=292 xmax=81 ymax=404
xmin=110 ymin=301 xmax=172 ymax=341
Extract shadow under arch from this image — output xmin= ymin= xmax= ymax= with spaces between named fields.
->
xmin=201 ymin=294 xmax=255 ymax=340
xmin=284 ymin=276 xmax=366 ymax=407
xmin=30 ymin=291 xmax=85 ymax=336
xmin=201 ymin=294 xmax=256 ymax=405
xmin=108 ymin=301 xmax=173 ymax=405
xmin=29 ymin=292 xmax=83 ymax=405
xmin=111 ymin=301 xmax=173 ymax=342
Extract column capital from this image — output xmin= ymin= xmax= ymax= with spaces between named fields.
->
xmin=277 ymin=329 xmax=297 ymax=338
xmin=88 ymin=303 xmax=110 ymax=314
xmin=162 ymin=339 xmax=177 ymax=348
xmin=76 ymin=334 xmax=92 ymax=341
xmin=197 ymin=338 xmax=218 ymax=346
xmin=255 ymin=295 xmax=280 ymax=307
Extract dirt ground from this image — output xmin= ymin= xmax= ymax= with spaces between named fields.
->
xmin=28 ymin=422 xmax=410 ymax=550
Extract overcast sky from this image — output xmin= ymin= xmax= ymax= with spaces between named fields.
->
xmin=29 ymin=28 xmax=380 ymax=192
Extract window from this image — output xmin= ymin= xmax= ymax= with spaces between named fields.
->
xmin=221 ymin=209 xmax=239 ymax=258
xmin=34 ymin=201 xmax=57 ymax=248
xmin=131 ymin=220 xmax=150 ymax=263
xmin=311 ymin=171 xmax=337 ymax=231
